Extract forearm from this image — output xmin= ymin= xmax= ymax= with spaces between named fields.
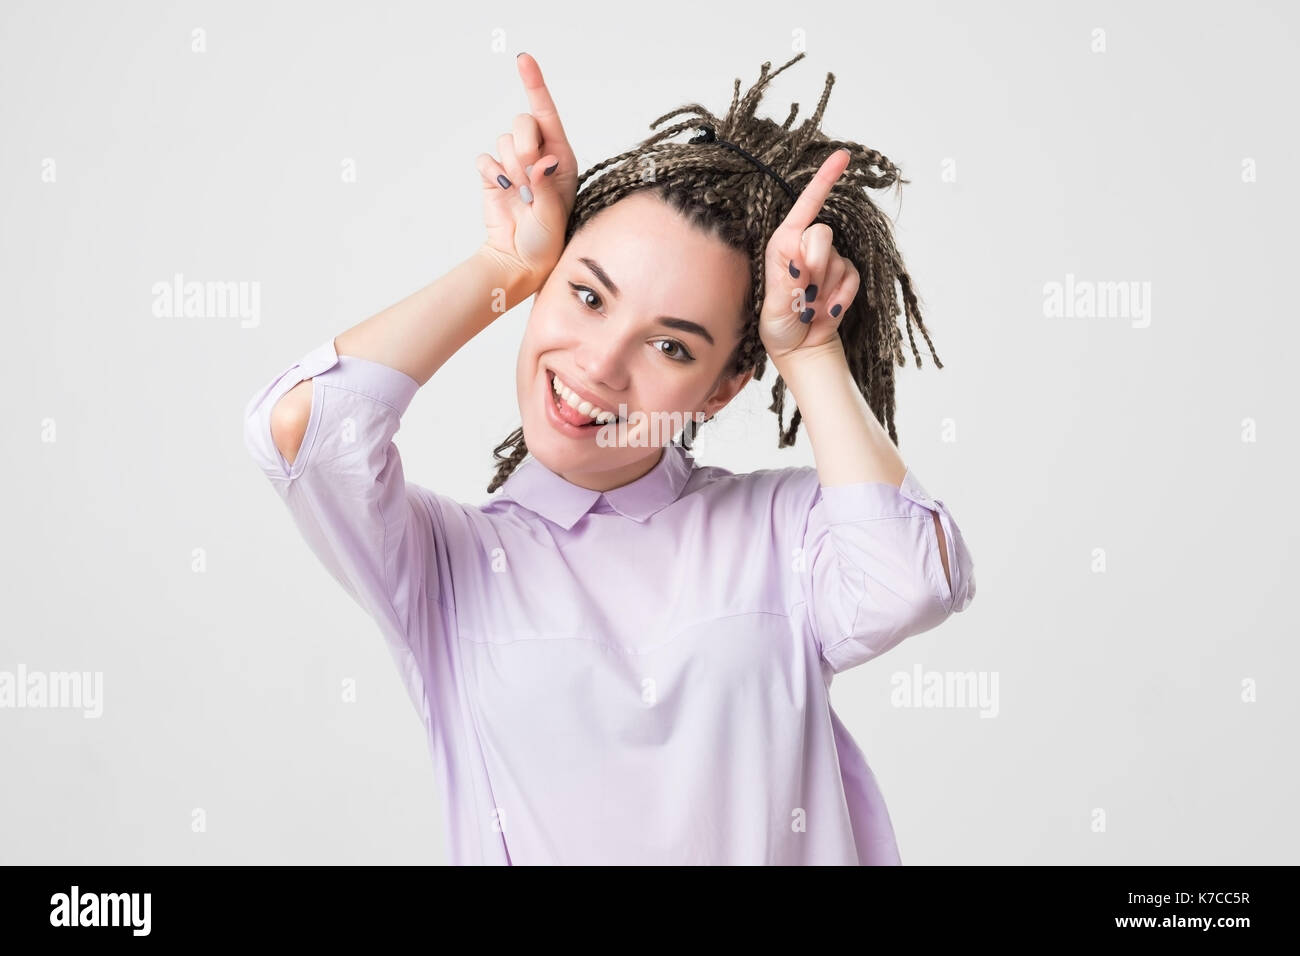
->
xmin=269 ymin=246 xmax=534 ymax=465
xmin=771 ymin=337 xmax=906 ymax=487
xmin=334 ymin=245 xmax=536 ymax=386
xmin=773 ymin=337 xmax=952 ymax=589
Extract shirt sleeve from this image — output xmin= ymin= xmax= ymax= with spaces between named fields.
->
xmin=241 ymin=337 xmax=441 ymax=690
xmin=793 ymin=467 xmax=976 ymax=675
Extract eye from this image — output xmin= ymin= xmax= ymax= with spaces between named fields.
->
xmin=568 ymin=282 xmax=695 ymax=364
xmin=568 ymin=282 xmax=603 ymax=312
xmin=655 ymin=339 xmax=695 ymax=363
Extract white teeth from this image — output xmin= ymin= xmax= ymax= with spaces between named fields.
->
xmin=551 ymin=372 xmax=618 ymax=424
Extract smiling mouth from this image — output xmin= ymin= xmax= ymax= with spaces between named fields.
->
xmin=547 ymin=370 xmax=624 ymax=426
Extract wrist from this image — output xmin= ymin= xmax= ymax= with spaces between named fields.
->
xmin=769 ymin=335 xmax=849 ymax=383
xmin=472 ymin=244 xmax=544 ymax=310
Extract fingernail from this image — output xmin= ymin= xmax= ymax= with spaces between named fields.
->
xmin=799 ymin=308 xmax=814 ymax=323
xmin=496 ymin=174 xmax=512 ymax=189
xmin=519 ymin=185 xmax=533 ymax=203
xmin=788 ymin=260 xmax=800 ymax=278
xmin=517 ymin=52 xmax=525 ymax=59
xmin=525 ymin=164 xmax=534 ymax=176
xmin=545 ymin=162 xmax=558 ymax=176
xmin=830 ymin=304 xmax=842 ymax=317
xmin=805 ymin=283 xmax=818 ymax=303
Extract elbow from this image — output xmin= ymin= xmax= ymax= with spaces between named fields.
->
xmin=951 ymin=564 xmax=976 ymax=613
xmin=816 ymin=529 xmax=975 ymax=674
xmin=269 ymin=380 xmax=314 ymax=466
xmin=930 ymin=508 xmax=976 ymax=615
xmin=873 ymin=561 xmax=972 ymax=648
xmin=924 ymin=558 xmax=975 ymax=623
xmin=943 ymin=537 xmax=977 ymax=616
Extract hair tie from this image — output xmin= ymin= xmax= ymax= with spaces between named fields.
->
xmin=689 ymin=125 xmax=798 ymax=201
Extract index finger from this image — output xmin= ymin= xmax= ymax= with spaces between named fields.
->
xmin=778 ymin=148 xmax=850 ymax=235
xmin=516 ymin=53 xmax=571 ymax=152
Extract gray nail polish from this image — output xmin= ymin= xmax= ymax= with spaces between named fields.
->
xmin=805 ymin=283 xmax=817 ymax=303
xmin=496 ymin=174 xmax=512 ymax=189
xmin=830 ymin=304 xmax=842 ymax=317
xmin=788 ymin=261 xmax=800 ymax=278
xmin=520 ymin=185 xmax=533 ymax=204
xmin=800 ymin=308 xmax=814 ymax=323
xmin=525 ymin=164 xmax=534 ymax=176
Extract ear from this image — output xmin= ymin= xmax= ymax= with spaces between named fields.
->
xmin=702 ymin=366 xmax=755 ymax=418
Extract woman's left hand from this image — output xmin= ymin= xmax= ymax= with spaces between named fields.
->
xmin=758 ymin=148 xmax=860 ymax=361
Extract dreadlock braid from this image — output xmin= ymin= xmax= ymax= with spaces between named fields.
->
xmin=487 ymin=52 xmax=943 ymax=494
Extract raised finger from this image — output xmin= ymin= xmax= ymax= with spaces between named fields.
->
xmin=778 ymin=148 xmax=850 ymax=238
xmin=516 ymin=53 xmax=572 ymax=155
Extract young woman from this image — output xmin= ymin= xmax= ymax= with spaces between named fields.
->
xmin=243 ymin=52 xmax=976 ymax=865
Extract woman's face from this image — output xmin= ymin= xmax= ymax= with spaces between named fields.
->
xmin=516 ymin=190 xmax=754 ymax=491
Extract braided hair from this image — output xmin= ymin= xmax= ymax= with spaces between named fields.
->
xmin=487 ymin=52 xmax=942 ymax=494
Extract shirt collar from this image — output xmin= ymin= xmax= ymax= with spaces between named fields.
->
xmin=497 ymin=442 xmax=696 ymax=530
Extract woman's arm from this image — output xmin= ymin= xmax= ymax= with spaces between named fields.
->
xmin=758 ymin=150 xmax=953 ymax=585
xmin=757 ymin=154 xmax=972 ymax=675
xmin=271 ymin=52 xmax=578 ymax=466
xmin=336 ymin=247 xmax=536 ymax=384
xmin=771 ymin=339 xmax=951 ymax=589
xmin=773 ymin=340 xmax=976 ymax=676
xmin=244 ymin=52 xmax=576 ymax=699
xmin=271 ymin=249 xmax=533 ymax=465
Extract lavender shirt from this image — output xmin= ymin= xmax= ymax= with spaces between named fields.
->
xmin=243 ymin=338 xmax=977 ymax=865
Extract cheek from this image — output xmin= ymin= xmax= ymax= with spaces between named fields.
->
xmin=515 ymin=332 xmax=545 ymax=415
xmin=521 ymin=301 xmax=563 ymax=351
xmin=514 ymin=346 xmax=529 ymax=404
xmin=645 ymin=381 xmax=699 ymax=416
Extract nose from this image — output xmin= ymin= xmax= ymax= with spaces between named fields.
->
xmin=573 ymin=328 xmax=633 ymax=394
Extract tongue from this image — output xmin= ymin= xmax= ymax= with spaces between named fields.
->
xmin=557 ymin=395 xmax=600 ymax=426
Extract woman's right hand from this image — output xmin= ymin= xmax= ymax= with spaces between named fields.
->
xmin=476 ymin=53 xmax=578 ymax=292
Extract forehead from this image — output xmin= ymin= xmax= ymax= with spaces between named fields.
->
xmin=567 ymin=192 xmax=750 ymax=310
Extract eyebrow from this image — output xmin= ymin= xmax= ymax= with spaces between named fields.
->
xmin=577 ymin=257 xmax=716 ymax=346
